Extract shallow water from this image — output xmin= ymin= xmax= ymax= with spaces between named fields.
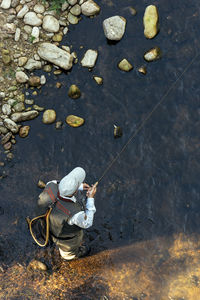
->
xmin=0 ymin=0 xmax=200 ymax=299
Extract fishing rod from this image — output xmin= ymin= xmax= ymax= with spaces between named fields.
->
xmin=95 ymin=52 xmax=200 ymax=186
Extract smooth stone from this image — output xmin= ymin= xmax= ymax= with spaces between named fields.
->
xmin=24 ymin=12 xmax=42 ymax=26
xmin=3 ymin=142 xmax=12 ymax=150
xmin=19 ymin=125 xmax=30 ymax=137
xmin=13 ymin=102 xmax=25 ymax=112
xmin=67 ymin=12 xmax=79 ymax=25
xmin=81 ymin=49 xmax=98 ymax=68
xmin=3 ymin=118 xmax=19 ymax=133
xmin=1 ymin=132 xmax=12 ymax=145
xmin=68 ymin=0 xmax=77 ymax=5
xmin=18 ymin=56 xmax=28 ymax=66
xmin=17 ymin=4 xmax=29 ymax=18
xmin=33 ymin=3 xmax=45 ymax=14
xmin=144 ymin=47 xmax=161 ymax=61
xmin=52 ymin=33 xmax=63 ymax=42
xmin=81 ymin=0 xmax=100 ymax=16
xmin=31 ymin=27 xmax=39 ymax=43
xmin=11 ymin=0 xmax=19 ymax=8
xmin=70 ymin=4 xmax=81 ymax=16
xmin=16 ymin=71 xmax=29 ymax=83
xmin=25 ymin=99 xmax=34 ymax=105
xmin=93 ymin=76 xmax=103 ymax=84
xmin=68 ymin=84 xmax=81 ymax=99
xmin=61 ymin=2 xmax=69 ymax=11
xmin=143 ymin=5 xmax=159 ymax=39
xmin=33 ymin=105 xmax=44 ymax=111
xmin=37 ymin=180 xmax=46 ymax=188
xmin=66 ymin=115 xmax=84 ymax=127
xmin=42 ymin=109 xmax=56 ymax=124
xmin=43 ymin=64 xmax=52 ymax=72
xmin=11 ymin=110 xmax=39 ymax=122
xmin=37 ymin=43 xmax=73 ymax=71
xmin=118 ymin=58 xmax=133 ymax=72
xmin=23 ymin=24 xmax=32 ymax=34
xmin=27 ymin=260 xmax=47 ymax=271
xmin=1 ymin=0 xmax=11 ymax=9
xmin=2 ymin=104 xmax=11 ymax=116
xmin=28 ymin=76 xmax=41 ymax=87
xmin=55 ymin=121 xmax=63 ymax=129
xmin=103 ymin=16 xmax=126 ymax=41
xmin=40 ymin=75 xmax=46 ymax=85
xmin=42 ymin=15 xmax=60 ymax=33
xmin=138 ymin=66 xmax=147 ymax=75
xmin=24 ymin=58 xmax=42 ymax=71
xmin=14 ymin=28 xmax=21 ymax=41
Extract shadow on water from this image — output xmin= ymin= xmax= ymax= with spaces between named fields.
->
xmin=0 ymin=0 xmax=200 ymax=298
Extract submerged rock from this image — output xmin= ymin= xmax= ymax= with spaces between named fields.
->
xmin=66 ymin=115 xmax=84 ymax=127
xmin=19 ymin=126 xmax=30 ymax=138
xmin=144 ymin=46 xmax=161 ymax=61
xmin=93 ymin=76 xmax=103 ymax=85
xmin=103 ymin=16 xmax=126 ymax=41
xmin=114 ymin=125 xmax=123 ymax=138
xmin=68 ymin=85 xmax=81 ymax=99
xmin=138 ymin=66 xmax=147 ymax=75
xmin=11 ymin=111 xmax=39 ymax=122
xmin=42 ymin=109 xmax=56 ymax=124
xmin=81 ymin=49 xmax=98 ymax=68
xmin=118 ymin=59 xmax=133 ymax=72
xmin=143 ymin=5 xmax=159 ymax=39
xmin=37 ymin=43 xmax=73 ymax=71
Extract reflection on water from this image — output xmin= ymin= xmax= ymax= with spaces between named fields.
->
xmin=0 ymin=0 xmax=200 ymax=298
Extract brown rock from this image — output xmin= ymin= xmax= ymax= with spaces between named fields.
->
xmin=28 ymin=76 xmax=41 ymax=87
xmin=3 ymin=142 xmax=12 ymax=150
xmin=66 ymin=115 xmax=84 ymax=127
xmin=68 ymin=84 xmax=81 ymax=99
xmin=19 ymin=126 xmax=30 ymax=138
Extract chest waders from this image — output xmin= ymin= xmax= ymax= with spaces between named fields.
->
xmin=26 ymin=201 xmax=57 ymax=247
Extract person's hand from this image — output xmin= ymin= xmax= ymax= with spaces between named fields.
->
xmin=86 ymin=182 xmax=98 ymax=198
xmin=82 ymin=183 xmax=90 ymax=191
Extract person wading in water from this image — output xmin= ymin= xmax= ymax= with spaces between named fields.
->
xmin=37 ymin=167 xmax=97 ymax=260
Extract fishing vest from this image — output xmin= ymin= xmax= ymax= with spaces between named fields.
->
xmin=38 ymin=182 xmax=83 ymax=239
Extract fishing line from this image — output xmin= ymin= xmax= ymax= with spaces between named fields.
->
xmin=97 ymin=52 xmax=200 ymax=184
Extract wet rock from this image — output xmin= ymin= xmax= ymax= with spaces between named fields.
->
xmin=67 ymin=12 xmax=79 ymax=25
xmin=16 ymin=71 xmax=29 ymax=83
xmin=1 ymin=132 xmax=12 ymax=145
xmin=28 ymin=76 xmax=41 ymax=87
xmin=56 ymin=82 xmax=62 ymax=88
xmin=70 ymin=4 xmax=81 ymax=16
xmin=55 ymin=121 xmax=63 ymax=129
xmin=3 ymin=142 xmax=12 ymax=150
xmin=18 ymin=56 xmax=28 ymax=67
xmin=37 ymin=43 xmax=73 ymax=71
xmin=81 ymin=49 xmax=98 ymax=68
xmin=1 ymin=0 xmax=11 ymax=9
xmin=24 ymin=58 xmax=42 ymax=71
xmin=54 ymin=69 xmax=62 ymax=75
xmin=2 ymin=104 xmax=11 ymax=116
xmin=3 ymin=118 xmax=19 ymax=133
xmin=68 ymin=84 xmax=81 ymax=99
xmin=138 ymin=66 xmax=147 ymax=75
xmin=93 ymin=76 xmax=103 ymax=85
xmin=144 ymin=46 xmax=161 ymax=62
xmin=11 ymin=111 xmax=39 ymax=122
xmin=19 ymin=125 xmax=30 ymax=138
xmin=27 ymin=260 xmax=47 ymax=271
xmin=118 ymin=58 xmax=133 ymax=72
xmin=52 ymin=33 xmax=63 ymax=42
xmin=33 ymin=105 xmax=44 ymax=111
xmin=24 ymin=12 xmax=42 ymax=26
xmin=81 ymin=0 xmax=100 ymax=16
xmin=42 ymin=15 xmax=60 ymax=33
xmin=37 ymin=180 xmax=46 ymax=188
xmin=114 ymin=125 xmax=123 ymax=138
xmin=42 ymin=109 xmax=56 ymax=124
xmin=143 ymin=5 xmax=159 ymax=39
xmin=33 ymin=4 xmax=45 ymax=14
xmin=103 ymin=16 xmax=126 ymax=41
xmin=17 ymin=5 xmax=29 ymax=18
xmin=66 ymin=115 xmax=84 ymax=127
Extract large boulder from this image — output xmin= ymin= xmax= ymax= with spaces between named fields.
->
xmin=37 ymin=43 xmax=73 ymax=70
xmin=103 ymin=16 xmax=126 ymax=41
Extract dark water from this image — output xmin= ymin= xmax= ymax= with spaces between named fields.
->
xmin=0 ymin=0 xmax=200 ymax=298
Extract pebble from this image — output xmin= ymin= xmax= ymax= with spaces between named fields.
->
xmin=138 ymin=66 xmax=147 ymax=75
xmin=33 ymin=105 xmax=44 ymax=111
xmin=70 ymin=4 xmax=81 ymax=16
xmin=33 ymin=3 xmax=45 ymax=14
xmin=81 ymin=0 xmax=100 ymax=16
xmin=17 ymin=4 xmax=29 ymax=18
xmin=11 ymin=110 xmax=39 ymax=122
xmin=143 ymin=5 xmax=159 ymax=39
xmin=4 ymin=142 xmax=12 ymax=150
xmin=55 ymin=121 xmax=63 ymax=129
xmin=61 ymin=2 xmax=69 ymax=11
xmin=81 ymin=49 xmax=98 ymax=68
xmin=103 ymin=16 xmax=126 ymax=41
xmin=16 ymin=71 xmax=29 ymax=83
xmin=14 ymin=27 xmax=21 ymax=41
xmin=43 ymin=65 xmax=52 ymax=72
xmin=13 ymin=102 xmax=25 ymax=112
xmin=42 ymin=15 xmax=60 ymax=33
xmin=67 ymin=12 xmax=79 ymax=25
xmin=31 ymin=26 xmax=40 ymax=43
xmin=24 ymin=12 xmax=42 ymax=26
xmin=23 ymin=24 xmax=32 ymax=34
xmin=18 ymin=56 xmax=28 ymax=66
xmin=1 ymin=132 xmax=12 ymax=145
xmin=52 ymin=33 xmax=63 ymax=42
xmin=93 ymin=76 xmax=103 ymax=84
xmin=68 ymin=84 xmax=81 ymax=99
xmin=42 ymin=109 xmax=56 ymax=124
xmin=118 ymin=58 xmax=133 ymax=72
xmin=24 ymin=58 xmax=42 ymax=71
xmin=68 ymin=0 xmax=77 ymax=5
xmin=1 ymin=0 xmax=11 ymax=9
xmin=7 ymin=152 xmax=14 ymax=160
xmin=19 ymin=125 xmax=30 ymax=137
xmin=40 ymin=75 xmax=46 ymax=85
xmin=66 ymin=115 xmax=84 ymax=127
xmin=2 ymin=104 xmax=12 ymax=116
xmin=28 ymin=76 xmax=41 ymax=87
xmin=3 ymin=118 xmax=19 ymax=133
xmin=56 ymin=82 xmax=62 ymax=88
xmin=144 ymin=47 xmax=161 ymax=61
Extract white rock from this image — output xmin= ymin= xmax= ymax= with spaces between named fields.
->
xmin=67 ymin=12 xmax=79 ymax=24
xmin=24 ymin=12 xmax=42 ymax=26
xmin=23 ymin=24 xmax=32 ymax=34
xmin=2 ymin=104 xmax=12 ymax=116
xmin=40 ymin=75 xmax=46 ymax=85
xmin=81 ymin=0 xmax=100 ymax=16
xmin=70 ymin=4 xmax=81 ymax=16
xmin=16 ymin=71 xmax=29 ymax=83
xmin=24 ymin=58 xmax=42 ymax=70
xmin=33 ymin=3 xmax=45 ymax=14
xmin=63 ymin=27 xmax=69 ymax=35
xmin=0 ymin=92 xmax=6 ymax=98
xmin=42 ymin=15 xmax=60 ymax=33
xmin=81 ymin=49 xmax=98 ymax=68
xmin=68 ymin=0 xmax=77 ymax=4
xmin=37 ymin=43 xmax=73 ymax=70
xmin=11 ymin=111 xmax=39 ymax=122
xmin=14 ymin=28 xmax=21 ymax=41
xmin=61 ymin=1 xmax=69 ymax=11
xmin=103 ymin=16 xmax=126 ymax=41
xmin=1 ymin=0 xmax=11 ymax=9
xmin=3 ymin=118 xmax=19 ymax=133
xmin=31 ymin=26 xmax=39 ymax=43
xmin=17 ymin=4 xmax=29 ymax=18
